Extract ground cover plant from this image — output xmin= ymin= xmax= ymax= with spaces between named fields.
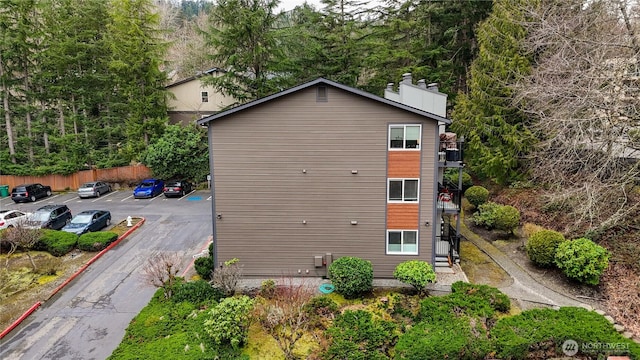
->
xmin=108 ymin=279 xmax=640 ymax=359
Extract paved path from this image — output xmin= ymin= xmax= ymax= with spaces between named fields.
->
xmin=459 ymin=221 xmax=588 ymax=309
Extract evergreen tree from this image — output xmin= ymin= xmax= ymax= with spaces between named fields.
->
xmin=106 ymin=0 xmax=169 ymax=159
xmin=451 ymin=0 xmax=537 ymax=185
xmin=202 ymin=0 xmax=291 ymax=104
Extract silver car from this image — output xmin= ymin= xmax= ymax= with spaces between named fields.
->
xmin=78 ymin=181 xmax=112 ymax=198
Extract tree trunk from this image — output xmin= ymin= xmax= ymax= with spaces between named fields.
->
xmin=58 ymin=99 xmax=66 ymax=136
xmin=0 ymin=58 xmax=17 ymax=163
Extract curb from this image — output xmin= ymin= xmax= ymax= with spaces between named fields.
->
xmin=0 ymin=217 xmax=145 ymax=340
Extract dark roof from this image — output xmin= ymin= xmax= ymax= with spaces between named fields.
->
xmin=197 ymin=78 xmax=451 ymax=126
xmin=165 ymin=68 xmax=222 ymax=89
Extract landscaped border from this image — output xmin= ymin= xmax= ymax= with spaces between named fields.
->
xmin=0 ymin=217 xmax=146 ymax=339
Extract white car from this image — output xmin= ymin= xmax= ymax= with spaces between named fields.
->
xmin=0 ymin=210 xmax=31 ymax=229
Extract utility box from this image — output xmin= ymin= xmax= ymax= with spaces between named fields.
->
xmin=314 ymin=255 xmax=324 ymax=268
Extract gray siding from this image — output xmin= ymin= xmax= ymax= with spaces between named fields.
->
xmin=211 ymin=86 xmax=438 ymax=278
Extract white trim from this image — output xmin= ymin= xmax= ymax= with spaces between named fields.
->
xmin=388 ymin=124 xmax=422 ymax=150
xmin=387 ymin=178 xmax=420 ymax=203
xmin=386 ymin=229 xmax=419 ymax=255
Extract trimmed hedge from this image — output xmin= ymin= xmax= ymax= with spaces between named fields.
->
xmin=328 ymin=256 xmax=373 ymax=299
xmin=555 ymin=238 xmax=610 ymax=285
xmin=77 ymin=232 xmax=118 ymax=251
xmin=526 ymin=229 xmax=566 ymax=267
xmin=39 ymin=230 xmax=78 ymax=256
xmin=464 ymin=185 xmax=489 ymax=207
xmin=194 ymin=256 xmax=214 ymax=280
xmin=494 ymin=205 xmax=521 ymax=233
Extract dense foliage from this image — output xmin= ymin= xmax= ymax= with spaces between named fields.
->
xmin=325 ymin=310 xmax=397 ymax=360
xmin=491 ymin=307 xmax=640 ymax=359
xmin=142 ymin=124 xmax=209 ymax=181
xmin=171 ymin=279 xmax=226 ymax=305
xmin=0 ymin=0 xmax=168 ymax=175
xmin=493 ymin=205 xmax=521 ymax=234
xmin=555 ymin=238 xmax=610 ymax=285
xmin=393 ymin=260 xmax=436 ymax=293
xmin=525 ymin=229 xmax=566 ymax=267
xmin=328 ymin=256 xmax=373 ymax=299
xmin=203 ymin=295 xmax=254 ymax=349
xmin=194 ymin=256 xmax=214 ymax=280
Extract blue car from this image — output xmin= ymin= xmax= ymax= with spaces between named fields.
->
xmin=133 ymin=179 xmax=164 ymax=199
xmin=62 ymin=210 xmax=111 ymax=235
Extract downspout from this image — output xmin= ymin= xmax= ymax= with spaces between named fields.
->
xmin=207 ymin=122 xmax=218 ymax=269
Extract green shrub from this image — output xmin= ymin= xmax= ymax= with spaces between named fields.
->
xmin=77 ymin=232 xmax=118 ymax=251
xmin=39 ymin=230 xmax=77 ymax=256
xmin=328 ymin=256 xmax=373 ymax=299
xmin=451 ymin=281 xmax=511 ymax=313
xmin=472 ymin=201 xmax=501 ymax=229
xmin=493 ymin=205 xmax=520 ymax=233
xmin=525 ymin=229 xmax=565 ymax=267
xmin=203 ymin=295 xmax=254 ymax=350
xmin=172 ymin=279 xmax=226 ymax=305
xmin=194 ymin=256 xmax=214 ymax=280
xmin=395 ymin=317 xmax=491 ymax=360
xmin=393 ymin=260 xmax=436 ymax=293
xmin=491 ymin=307 xmax=640 ymax=359
xmin=554 ymin=238 xmax=610 ymax=285
xmin=258 ymin=279 xmax=276 ymax=298
xmin=324 ymin=310 xmax=397 ymax=360
xmin=417 ymin=282 xmax=510 ymax=323
xmin=464 ymin=185 xmax=489 ymax=207
xmin=304 ymin=296 xmax=339 ymax=317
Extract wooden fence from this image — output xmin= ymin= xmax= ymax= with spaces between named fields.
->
xmin=0 ymin=165 xmax=152 ymax=192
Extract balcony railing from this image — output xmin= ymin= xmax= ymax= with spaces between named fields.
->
xmin=437 ymin=182 xmax=462 ymax=213
xmin=435 ymin=224 xmax=461 ymax=263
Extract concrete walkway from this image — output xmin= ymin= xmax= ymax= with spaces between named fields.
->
xmin=460 ymin=222 xmax=589 ymax=309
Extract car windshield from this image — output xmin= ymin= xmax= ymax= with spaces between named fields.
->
xmin=166 ymin=182 xmax=180 ymax=187
xmin=80 ymin=183 xmax=95 ymax=189
xmin=13 ymin=187 xmax=26 ymax=192
xmin=31 ymin=211 xmax=51 ymax=222
xmin=71 ymin=214 xmax=93 ymax=224
xmin=140 ymin=182 xmax=154 ymax=188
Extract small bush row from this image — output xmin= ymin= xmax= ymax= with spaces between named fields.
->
xmin=526 ymin=230 xmax=610 ymax=285
xmin=77 ymin=232 xmax=118 ymax=251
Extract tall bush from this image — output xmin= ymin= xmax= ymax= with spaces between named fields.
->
xmin=393 ymin=260 xmax=436 ymax=294
xmin=554 ymin=238 xmax=610 ymax=285
xmin=328 ymin=256 xmax=373 ymax=299
xmin=465 ymin=186 xmax=489 ymax=207
xmin=194 ymin=256 xmax=214 ymax=280
xmin=525 ymin=230 xmax=565 ymax=267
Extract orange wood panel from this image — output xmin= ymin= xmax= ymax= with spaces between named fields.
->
xmin=387 ymin=203 xmax=419 ymax=229
xmin=387 ymin=151 xmax=420 ymax=178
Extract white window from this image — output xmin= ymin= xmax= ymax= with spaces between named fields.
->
xmin=387 ymin=230 xmax=418 ymax=254
xmin=389 ymin=124 xmax=421 ymax=150
xmin=201 ymin=91 xmax=209 ymax=103
xmin=388 ymin=179 xmax=419 ymax=202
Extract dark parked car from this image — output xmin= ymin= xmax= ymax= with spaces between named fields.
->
xmin=25 ymin=205 xmax=72 ymax=230
xmin=133 ymin=179 xmax=164 ymax=199
xmin=62 ymin=210 xmax=111 ymax=235
xmin=11 ymin=183 xmax=52 ymax=203
xmin=163 ymin=180 xmax=193 ymax=198
xmin=78 ymin=181 xmax=112 ymax=198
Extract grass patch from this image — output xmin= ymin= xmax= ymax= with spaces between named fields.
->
xmin=460 ymin=241 xmax=510 ymax=287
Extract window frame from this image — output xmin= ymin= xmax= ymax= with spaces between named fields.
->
xmin=386 ymin=230 xmax=419 ymax=255
xmin=387 ymin=178 xmax=420 ymax=203
xmin=201 ymin=91 xmax=209 ymax=103
xmin=388 ymin=124 xmax=422 ymax=150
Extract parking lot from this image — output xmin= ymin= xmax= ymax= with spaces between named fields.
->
xmin=0 ymin=188 xmax=215 ymax=360
xmin=0 ymin=188 xmax=214 ymax=226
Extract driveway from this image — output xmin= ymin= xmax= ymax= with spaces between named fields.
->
xmin=0 ymin=190 xmax=214 ymax=360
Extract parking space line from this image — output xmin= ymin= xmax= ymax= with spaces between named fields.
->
xmin=207 ymin=196 xmax=212 ymax=201
xmin=92 ymin=190 xmax=118 ymax=202
xmin=177 ymin=190 xmax=195 ymax=201
xmin=63 ymin=197 xmax=77 ymax=203
xmin=121 ymin=195 xmax=134 ymax=202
